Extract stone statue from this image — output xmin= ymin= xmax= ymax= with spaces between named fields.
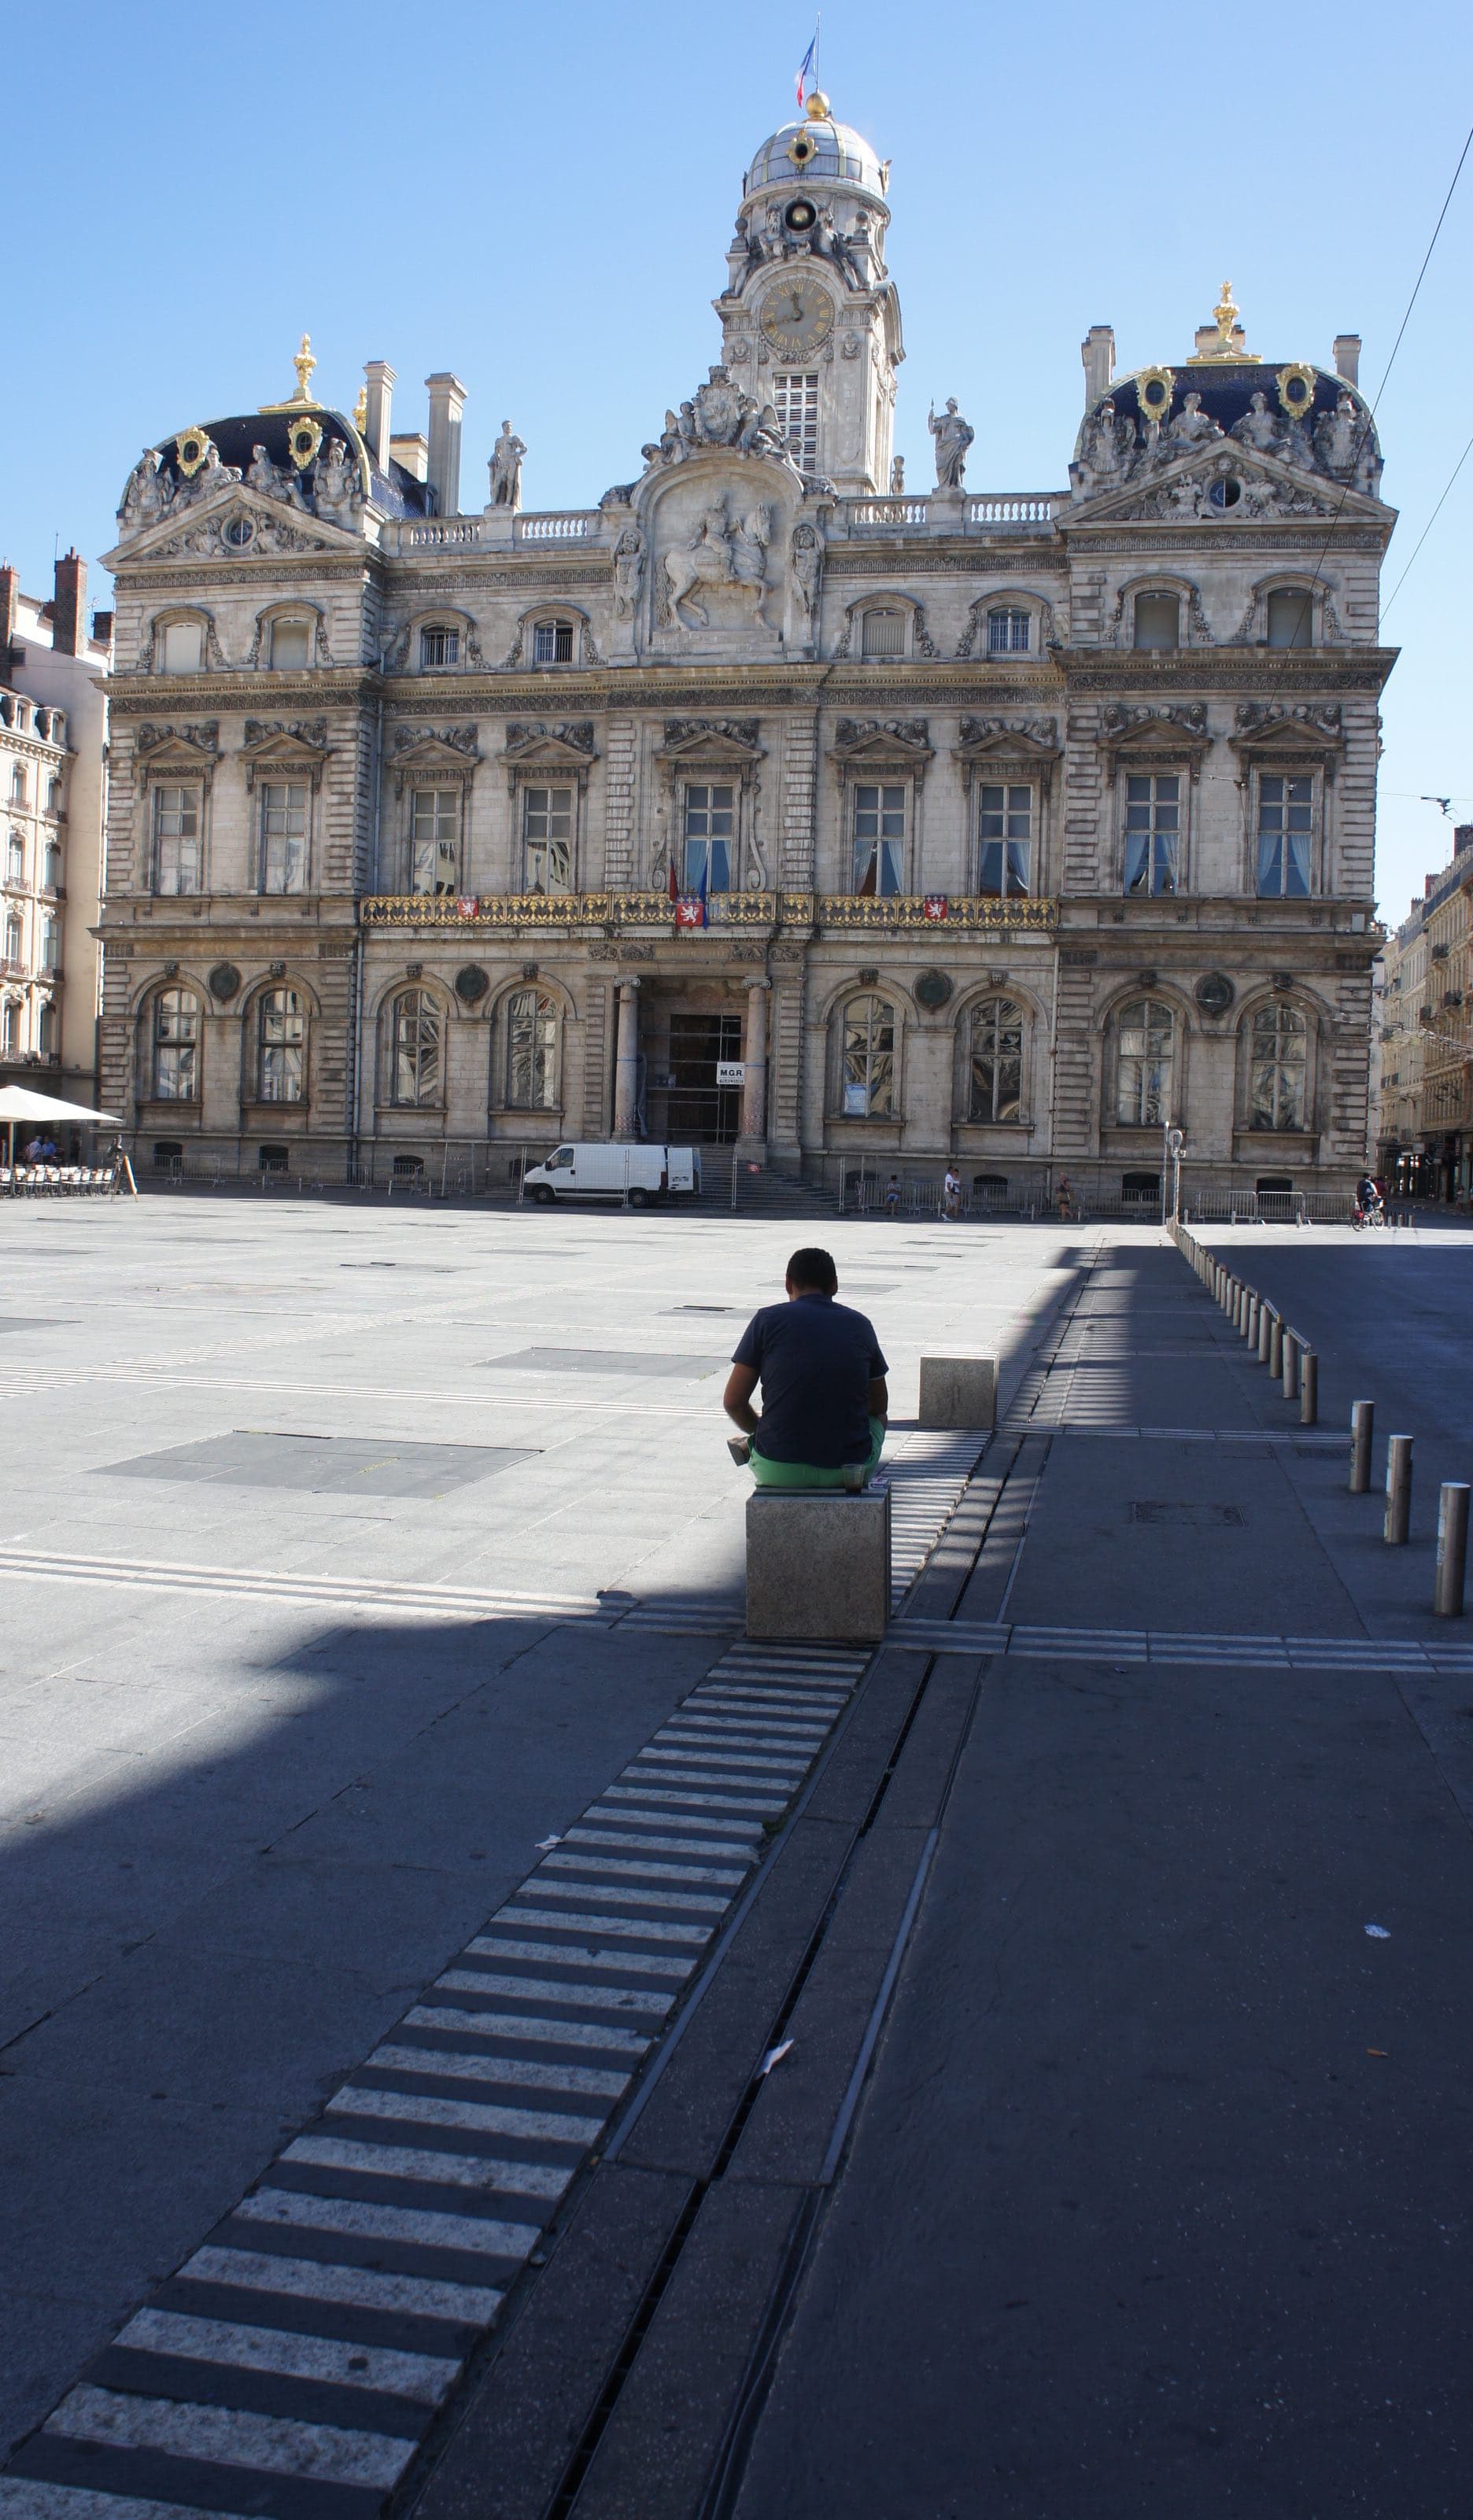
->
xmin=664 ymin=496 xmax=771 ymax=632
xmin=613 ymin=527 xmax=644 ymax=620
xmin=890 ymin=455 xmax=906 ymax=494
xmin=791 ymin=522 xmax=823 ymax=623
xmin=315 ymin=437 xmax=362 ymax=526
xmin=1166 ymin=390 xmax=1221 ymax=452
xmin=1231 ymin=391 xmax=1287 ymax=459
xmin=119 ymin=448 xmax=172 ymax=528
xmin=1079 ymin=402 xmax=1136 ymax=487
xmin=248 ymin=444 xmax=281 ymax=496
xmin=928 ymin=397 xmax=973 ymax=490
xmin=174 ymin=442 xmax=242 ymax=508
xmin=1314 ymin=391 xmax=1364 ymax=479
xmin=489 ymin=420 xmax=526 ymax=510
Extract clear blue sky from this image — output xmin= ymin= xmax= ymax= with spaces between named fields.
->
xmin=7 ymin=0 xmax=1469 ymax=923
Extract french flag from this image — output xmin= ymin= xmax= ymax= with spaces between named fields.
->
xmin=796 ymin=28 xmax=818 ymax=105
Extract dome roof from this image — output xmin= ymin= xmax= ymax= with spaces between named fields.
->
xmin=746 ymin=98 xmax=887 ymax=199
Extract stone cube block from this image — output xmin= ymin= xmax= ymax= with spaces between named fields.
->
xmin=918 ymin=1354 xmax=997 ymax=1430
xmin=745 ymin=1485 xmax=891 ymax=1643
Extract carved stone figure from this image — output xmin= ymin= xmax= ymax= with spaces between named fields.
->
xmin=1165 ymin=391 xmax=1221 ymax=452
xmin=663 ymin=496 xmax=771 ymax=632
xmin=1313 ymin=391 xmax=1364 ymax=480
xmin=1231 ymin=391 xmax=1287 ymax=459
xmin=1078 ymin=402 xmax=1136 ymax=489
xmin=119 ymin=448 xmax=172 ymax=529
xmin=489 ymin=421 xmax=526 ymax=510
xmin=641 ymin=368 xmax=795 ymax=478
xmin=613 ymin=527 xmax=645 ymax=620
xmin=890 ymin=455 xmax=906 ymax=493
xmin=313 ymin=437 xmax=362 ymax=526
xmin=172 ymin=442 xmax=242 ymax=511
xmin=790 ymin=522 xmax=823 ymax=622
xmin=928 ymin=397 xmax=973 ymax=490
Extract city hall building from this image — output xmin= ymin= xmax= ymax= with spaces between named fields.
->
xmin=98 ymin=93 xmax=1395 ymax=1201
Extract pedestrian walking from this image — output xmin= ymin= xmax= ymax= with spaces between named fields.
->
xmin=883 ymin=1172 xmax=902 ymax=1220
xmin=942 ymin=1165 xmax=962 ymax=1221
xmin=1056 ymin=1172 xmax=1073 ymax=1223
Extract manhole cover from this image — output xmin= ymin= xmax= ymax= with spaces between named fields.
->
xmin=1132 ymin=1501 xmax=1246 ymax=1528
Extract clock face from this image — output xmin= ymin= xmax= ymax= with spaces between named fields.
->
xmin=759 ymin=278 xmax=834 ymax=360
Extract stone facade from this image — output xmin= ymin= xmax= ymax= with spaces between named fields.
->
xmin=1 ymin=555 xmax=112 ymax=1110
xmin=1373 ymin=825 xmax=1473 ymax=1201
xmin=98 ymin=102 xmax=1395 ymax=1199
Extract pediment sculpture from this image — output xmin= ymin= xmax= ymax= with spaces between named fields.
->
xmin=639 ymin=366 xmax=799 ymax=479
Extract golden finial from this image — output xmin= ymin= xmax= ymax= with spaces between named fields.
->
xmin=804 ymin=87 xmax=831 ymax=120
xmin=292 ymin=333 xmax=316 ymax=404
xmin=1214 ymin=282 xmax=1239 ymax=349
xmin=353 ymin=383 xmax=368 ymax=434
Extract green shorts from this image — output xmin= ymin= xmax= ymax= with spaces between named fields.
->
xmin=748 ymin=1415 xmax=886 ymax=1490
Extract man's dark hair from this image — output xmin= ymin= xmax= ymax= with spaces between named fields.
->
xmin=787 ymin=1246 xmax=838 ymax=1295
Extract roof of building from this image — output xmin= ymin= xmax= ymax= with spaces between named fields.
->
xmin=745 ymin=94 xmax=887 ymax=199
xmin=149 ymin=409 xmax=433 ymax=519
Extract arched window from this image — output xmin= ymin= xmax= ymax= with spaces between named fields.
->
xmin=1133 ymin=592 xmax=1179 ymax=651
xmin=841 ymin=993 xmax=896 ymax=1116
xmin=6 ymin=832 xmax=22 ymax=881
xmin=43 ymin=842 xmax=61 ymax=891
xmin=10 ymin=766 xmax=26 ymax=802
xmin=37 ymin=998 xmax=55 ymax=1055
xmin=532 ymin=618 xmax=575 ymax=665
xmin=389 ymin=987 xmax=442 ymax=1106
xmin=1249 ymin=1003 xmax=1307 ymax=1131
xmin=505 ymin=988 xmax=559 ymax=1109
xmin=3 ymin=913 xmax=20 ymax=965
xmin=1265 ymin=588 xmax=1312 ymax=649
xmin=151 ymin=987 xmax=200 ymax=1100
xmin=860 ymin=607 xmax=906 ymax=659
xmin=968 ymin=997 xmax=1024 ymax=1123
xmin=40 ymin=914 xmax=57 ymax=972
xmin=986 ymin=607 xmax=1031 ymax=655
xmin=1115 ymin=998 xmax=1173 ymax=1126
xmin=258 ymin=989 xmax=306 ymax=1103
xmin=161 ymin=619 xmax=204 ymax=673
xmin=419 ymin=624 xmax=460 ymax=670
xmin=1 ymin=998 xmax=19 ymax=1054
xmin=268 ymin=616 xmax=312 ymax=670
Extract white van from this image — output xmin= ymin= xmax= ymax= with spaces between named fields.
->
xmin=522 ymin=1142 xmax=702 ymax=1208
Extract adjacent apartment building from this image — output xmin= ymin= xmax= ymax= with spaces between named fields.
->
xmin=94 ymin=90 xmax=1396 ymax=1198
xmin=1374 ymin=824 xmax=1473 ymax=1200
xmin=0 ymin=555 xmax=112 ymax=1112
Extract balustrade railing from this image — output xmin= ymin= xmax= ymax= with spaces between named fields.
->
xmin=514 ymin=511 xmax=600 ymax=544
xmin=360 ymin=890 xmax=1058 ymax=935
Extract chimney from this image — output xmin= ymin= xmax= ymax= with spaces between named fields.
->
xmin=91 ymin=609 xmax=114 ymax=653
xmin=425 ymin=373 xmax=467 ymax=518
xmin=389 ymin=433 xmax=428 ymax=483
xmin=1426 ymin=874 xmax=1437 ymax=898
xmin=363 ymin=360 xmax=395 ymax=470
xmin=1334 ymin=334 xmax=1361 ymax=386
xmin=1080 ymin=324 xmax=1115 ymax=408
xmin=0 ymin=562 xmax=17 ymax=659
xmin=53 ymin=550 xmax=87 ymax=657
xmin=1455 ymin=823 xmax=1473 ymax=857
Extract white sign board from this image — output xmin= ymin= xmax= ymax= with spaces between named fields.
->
xmin=716 ymin=1061 xmax=746 ymax=1087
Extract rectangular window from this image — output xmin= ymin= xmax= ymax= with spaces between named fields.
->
xmin=40 ymin=915 xmax=57 ymax=972
xmin=682 ymin=784 xmax=734 ymax=894
xmin=861 ymin=608 xmax=906 ymax=659
xmin=153 ymin=786 xmax=201 ymax=895
xmin=977 ymin=784 xmax=1033 ymax=897
xmin=522 ymin=785 xmax=574 ymax=895
xmin=260 ymin=781 xmax=308 ymax=894
xmin=852 ymin=784 xmax=906 ymax=898
xmin=986 ymin=609 xmax=1031 ymax=655
xmin=6 ymin=833 xmax=24 ymax=884
xmin=1123 ymin=773 xmax=1180 ymax=896
xmin=268 ymin=618 xmax=311 ymax=670
xmin=772 ymin=373 xmax=820 ymax=470
xmin=161 ymin=621 xmax=203 ymax=674
xmin=533 ymin=621 xmax=574 ymax=664
xmin=409 ymin=789 xmax=460 ymax=895
xmin=419 ymin=626 xmax=459 ymax=668
xmin=1257 ymin=774 xmax=1314 ymax=898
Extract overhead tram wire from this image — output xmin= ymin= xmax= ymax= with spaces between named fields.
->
xmin=1379 ymin=419 xmax=1473 ymax=623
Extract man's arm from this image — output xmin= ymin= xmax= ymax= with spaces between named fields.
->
xmin=723 ymin=1363 xmax=760 ymax=1433
xmin=868 ymin=1375 xmax=888 ymax=1423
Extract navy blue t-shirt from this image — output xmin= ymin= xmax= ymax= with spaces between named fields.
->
xmin=731 ymin=1293 xmax=888 ymax=1468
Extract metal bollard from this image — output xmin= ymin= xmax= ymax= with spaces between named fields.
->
xmin=1299 ymin=1350 xmax=1318 ymax=1426
xmin=1246 ymin=1293 xmax=1259 ymax=1345
xmin=1384 ymin=1435 xmax=1412 ymax=1545
xmin=1349 ymin=1400 xmax=1373 ymax=1492
xmin=1282 ymin=1330 xmax=1299 ymax=1402
xmin=1269 ymin=1314 xmax=1283 ymax=1378
xmin=1235 ymin=1283 xmax=1247 ymax=1333
xmin=1258 ymin=1303 xmax=1273 ymax=1364
xmin=1434 ymin=1484 xmax=1470 ymax=1618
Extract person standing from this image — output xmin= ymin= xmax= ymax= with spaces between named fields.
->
xmin=1057 ymin=1172 xmax=1073 ymax=1222
xmin=943 ymin=1164 xmax=962 ymax=1221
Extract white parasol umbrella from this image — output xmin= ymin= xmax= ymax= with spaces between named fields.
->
xmin=0 ymin=1087 xmax=124 ymax=1124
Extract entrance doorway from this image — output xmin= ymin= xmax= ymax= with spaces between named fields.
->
xmin=666 ymin=1012 xmax=742 ymax=1143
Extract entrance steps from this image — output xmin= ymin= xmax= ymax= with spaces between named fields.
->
xmin=694 ymin=1149 xmax=840 ymax=1219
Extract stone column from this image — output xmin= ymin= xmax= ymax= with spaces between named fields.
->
xmin=736 ymin=976 xmax=770 ymax=1160
xmin=612 ymin=978 xmax=641 ymax=1139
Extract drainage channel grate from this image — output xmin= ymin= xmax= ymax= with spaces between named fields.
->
xmin=1131 ymin=1500 xmax=1246 ymax=1528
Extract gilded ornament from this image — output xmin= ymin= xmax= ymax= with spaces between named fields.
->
xmin=175 ymin=428 xmax=212 ymax=478
xmin=1135 ymin=367 xmax=1175 ymax=424
xmin=288 ymin=415 xmax=323 ymax=472
xmin=292 ymin=334 xmax=317 ymax=403
xmin=1275 ymin=362 xmax=1317 ymax=420
xmin=353 ymin=385 xmax=369 ymax=433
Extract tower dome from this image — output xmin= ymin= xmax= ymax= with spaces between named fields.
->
xmin=745 ymin=91 xmax=888 ymax=203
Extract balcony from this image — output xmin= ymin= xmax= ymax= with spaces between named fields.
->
xmin=380 ymin=489 xmax=1068 ymax=561
xmin=361 ymin=890 xmax=1058 ymax=936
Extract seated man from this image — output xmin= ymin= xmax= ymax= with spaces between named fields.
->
xmin=723 ymin=1245 xmax=888 ymax=1490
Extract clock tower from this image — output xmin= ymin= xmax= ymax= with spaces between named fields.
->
xmin=719 ymin=92 xmax=903 ymax=498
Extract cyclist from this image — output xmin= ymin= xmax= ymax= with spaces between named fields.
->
xmin=1354 ymin=1172 xmax=1384 ymax=1228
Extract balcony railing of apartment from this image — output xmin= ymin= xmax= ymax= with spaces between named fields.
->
xmin=362 ymin=890 xmax=1058 ymax=934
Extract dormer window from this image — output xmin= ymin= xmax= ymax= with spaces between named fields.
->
xmin=268 ymin=617 xmax=312 ymax=670
xmin=161 ymin=620 xmax=204 ymax=674
xmin=419 ymin=625 xmax=460 ymax=670
xmin=533 ymin=619 xmax=575 ymax=665
xmin=1133 ymin=593 xmax=1179 ymax=652
xmin=1265 ymin=588 xmax=1312 ymax=649
xmin=860 ymin=607 xmax=906 ymax=659
xmin=986 ymin=607 xmax=1031 ymax=655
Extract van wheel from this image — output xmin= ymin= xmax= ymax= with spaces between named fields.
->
xmin=627 ymin=1186 xmax=650 ymax=1208
xmin=530 ymin=1183 xmax=555 ymax=1205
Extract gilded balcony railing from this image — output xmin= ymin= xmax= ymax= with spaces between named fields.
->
xmin=360 ymin=891 xmax=1059 ymax=935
